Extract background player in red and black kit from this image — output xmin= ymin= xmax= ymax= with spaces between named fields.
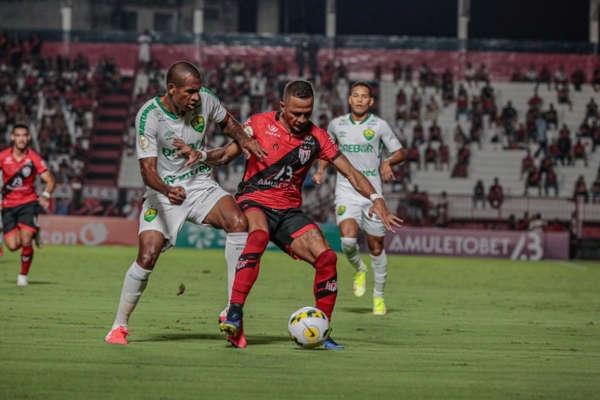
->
xmin=0 ymin=124 xmax=55 ymax=286
xmin=192 ymin=80 xmax=402 ymax=349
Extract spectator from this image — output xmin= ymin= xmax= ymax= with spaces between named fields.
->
xmin=487 ymin=177 xmax=504 ymax=209
xmin=137 ymin=30 xmax=152 ymax=66
xmin=585 ymin=98 xmax=598 ymax=121
xmin=544 ymin=103 xmax=558 ymax=129
xmin=438 ymin=142 xmax=450 ymax=170
xmin=591 ymin=175 xmax=600 ymax=203
xmin=500 ymin=101 xmax=517 ymax=128
xmin=406 ymin=143 xmax=421 ymax=170
xmin=524 ymin=166 xmax=542 ymax=196
xmin=544 ymin=167 xmax=559 ymax=197
xmin=572 ymin=139 xmax=588 ymax=167
xmin=507 ymin=214 xmax=517 ymax=230
xmin=533 ymin=114 xmax=548 ymax=157
xmin=593 ymin=125 xmax=600 ymax=153
xmin=521 ymin=149 xmax=534 ymax=180
xmin=434 ymin=191 xmax=449 ymax=227
xmin=428 ymin=120 xmax=442 ymax=143
xmin=472 ymin=180 xmax=486 ymax=208
xmin=557 ymin=83 xmax=573 ymax=111
xmin=412 ymin=121 xmax=425 ymax=146
xmin=455 ymin=85 xmax=469 ymax=121
xmin=528 ymin=213 xmax=545 ymax=232
xmin=548 ymin=138 xmax=561 ymax=163
xmin=570 ymin=68 xmax=585 ymax=91
xmin=517 ymin=211 xmax=530 ymax=230
xmin=573 ymin=175 xmax=589 ymax=203
xmin=423 ymin=143 xmax=437 ymax=171
xmin=557 ymin=126 xmax=573 ymax=166
xmin=593 ymin=66 xmax=600 ymax=92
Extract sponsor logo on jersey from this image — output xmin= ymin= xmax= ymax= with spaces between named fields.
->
xmin=191 ymin=115 xmax=205 ymax=133
xmin=363 ymin=128 xmax=375 ymax=141
xmin=340 ymin=143 xmax=374 ymax=153
xmin=143 ymin=208 xmax=158 ymax=222
xmin=266 ymin=124 xmax=280 ymax=137
xmin=336 ymin=205 xmax=346 ymax=215
xmin=163 ymin=163 xmax=212 ymax=185
xmin=361 ymin=168 xmax=378 ymax=177
xmin=244 ymin=125 xmax=254 ymax=137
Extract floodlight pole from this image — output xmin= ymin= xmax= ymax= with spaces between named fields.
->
xmin=325 ymin=0 xmax=336 ymax=61
xmin=193 ymin=0 xmax=205 ymax=65
xmin=61 ymin=0 xmax=72 ymax=56
xmin=457 ymin=0 xmax=470 ymax=52
xmin=591 ymin=0 xmax=599 ymax=54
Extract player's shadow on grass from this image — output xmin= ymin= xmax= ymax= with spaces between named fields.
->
xmin=5 ymin=280 xmax=54 ymax=285
xmin=341 ymin=306 xmax=395 ymax=314
xmin=136 ymin=332 xmax=289 ymax=345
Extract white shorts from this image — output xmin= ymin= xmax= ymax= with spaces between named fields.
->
xmin=138 ymin=181 xmax=230 ymax=249
xmin=334 ymin=195 xmax=385 ymax=237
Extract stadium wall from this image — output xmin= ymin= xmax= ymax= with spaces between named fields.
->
xmin=41 ymin=42 xmax=598 ymax=79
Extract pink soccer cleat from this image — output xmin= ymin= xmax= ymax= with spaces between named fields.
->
xmin=105 ymin=326 xmax=129 ymax=345
xmin=219 ymin=313 xmax=247 ymax=349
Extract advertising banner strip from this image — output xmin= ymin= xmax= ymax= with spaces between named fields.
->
xmin=385 ymin=227 xmax=569 ymax=260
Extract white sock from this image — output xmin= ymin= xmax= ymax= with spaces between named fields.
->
xmin=341 ymin=237 xmax=366 ymax=272
xmin=112 ymin=261 xmax=152 ymax=329
xmin=370 ymin=251 xmax=388 ymax=297
xmin=225 ymin=232 xmax=248 ymax=306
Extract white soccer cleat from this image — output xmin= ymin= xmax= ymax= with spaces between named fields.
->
xmin=17 ymin=274 xmax=28 ymax=287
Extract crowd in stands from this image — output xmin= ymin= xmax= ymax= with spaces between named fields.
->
xmin=1 ymin=31 xmax=598 ymax=232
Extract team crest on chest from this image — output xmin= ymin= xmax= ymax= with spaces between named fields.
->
xmin=191 ymin=115 xmax=205 ymax=133
xmin=299 ymin=147 xmax=311 ymax=165
xmin=363 ymin=128 xmax=375 ymax=141
xmin=298 ymin=136 xmax=317 ymax=165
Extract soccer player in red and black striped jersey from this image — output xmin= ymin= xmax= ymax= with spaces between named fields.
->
xmin=0 ymin=124 xmax=55 ymax=286
xmin=183 ymin=80 xmax=402 ymax=349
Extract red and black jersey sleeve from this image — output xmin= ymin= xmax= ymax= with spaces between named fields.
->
xmin=30 ymin=150 xmax=49 ymax=175
xmin=312 ymin=126 xmax=340 ymax=162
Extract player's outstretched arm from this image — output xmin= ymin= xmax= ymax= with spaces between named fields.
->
xmin=380 ymin=148 xmax=406 ymax=182
xmin=173 ymin=139 xmax=242 ymax=166
xmin=220 ymin=113 xmax=267 ymax=159
xmin=312 ymin=159 xmax=329 ymax=185
xmin=331 ymin=154 xmax=403 ymax=231
xmin=38 ymin=170 xmax=56 ymax=211
xmin=206 ymin=142 xmax=242 ymax=166
xmin=139 ymin=157 xmax=186 ymax=205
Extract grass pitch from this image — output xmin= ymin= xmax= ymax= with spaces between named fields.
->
xmin=1 ymin=246 xmax=599 ymax=399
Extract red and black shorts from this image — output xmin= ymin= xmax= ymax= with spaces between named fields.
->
xmin=238 ymin=199 xmax=319 ymax=254
xmin=2 ymin=201 xmax=41 ymax=237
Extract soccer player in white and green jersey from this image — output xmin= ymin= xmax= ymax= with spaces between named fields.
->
xmin=105 ymin=61 xmax=266 ymax=346
xmin=314 ymin=81 xmax=405 ymax=315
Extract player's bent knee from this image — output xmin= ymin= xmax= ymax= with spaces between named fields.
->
xmin=340 ymin=237 xmax=357 ymax=251
xmin=137 ymin=250 xmax=161 ymax=269
xmin=223 ymin=212 xmax=248 ymax=233
xmin=315 ymin=249 xmax=337 ymax=269
xmin=370 ymin=247 xmax=384 ymax=257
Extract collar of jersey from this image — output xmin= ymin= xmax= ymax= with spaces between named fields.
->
xmin=155 ymin=96 xmax=179 ymax=120
xmin=349 ymin=112 xmax=372 ymax=125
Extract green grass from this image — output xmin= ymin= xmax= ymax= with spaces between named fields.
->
xmin=1 ymin=246 xmax=599 ymax=399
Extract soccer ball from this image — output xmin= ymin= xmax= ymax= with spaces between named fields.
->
xmin=287 ymin=306 xmax=330 ymax=349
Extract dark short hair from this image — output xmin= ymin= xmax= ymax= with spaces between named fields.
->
xmin=11 ymin=123 xmax=29 ymax=134
xmin=283 ymin=80 xmax=314 ymax=100
xmin=166 ymin=61 xmax=202 ymax=87
xmin=350 ymin=81 xmax=374 ymax=97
